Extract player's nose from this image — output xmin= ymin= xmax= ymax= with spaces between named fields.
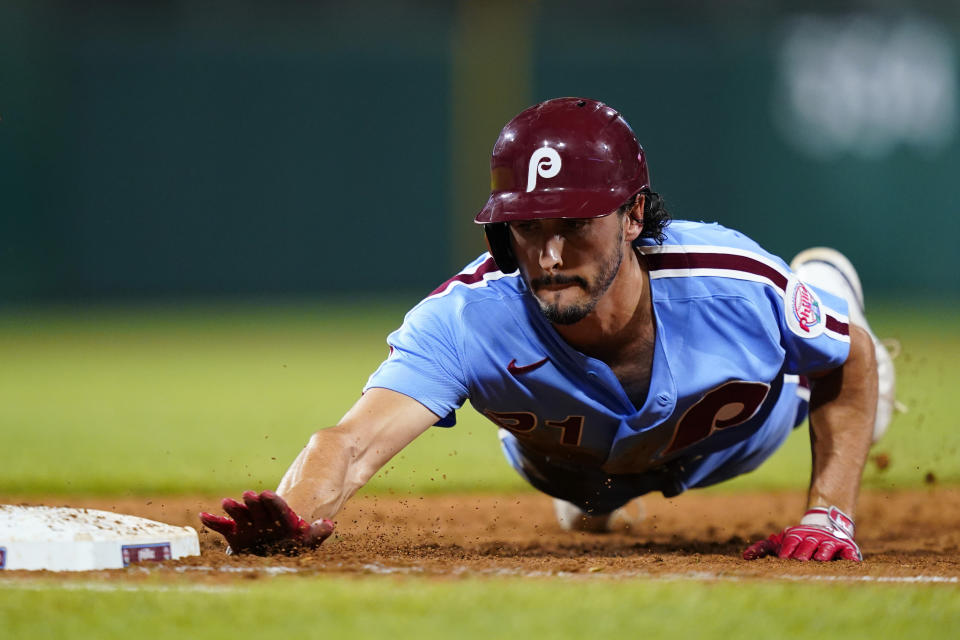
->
xmin=538 ymin=235 xmax=564 ymax=272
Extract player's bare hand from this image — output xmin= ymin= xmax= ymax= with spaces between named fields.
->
xmin=743 ymin=506 xmax=861 ymax=562
xmin=199 ymin=490 xmax=334 ymax=556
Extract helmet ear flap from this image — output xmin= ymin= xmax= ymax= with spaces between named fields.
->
xmin=483 ymin=223 xmax=518 ymax=273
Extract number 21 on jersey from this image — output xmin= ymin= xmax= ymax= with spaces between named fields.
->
xmin=483 ymin=380 xmax=769 ymax=456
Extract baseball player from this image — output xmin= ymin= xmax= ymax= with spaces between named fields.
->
xmin=201 ymin=98 xmax=895 ymax=562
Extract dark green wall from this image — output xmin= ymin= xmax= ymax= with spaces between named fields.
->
xmin=1 ymin=2 xmax=454 ymax=301
xmin=2 ymin=2 xmax=958 ymax=303
xmin=534 ymin=8 xmax=960 ymax=298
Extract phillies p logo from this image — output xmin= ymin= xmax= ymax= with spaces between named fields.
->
xmin=526 ymin=147 xmax=561 ymax=192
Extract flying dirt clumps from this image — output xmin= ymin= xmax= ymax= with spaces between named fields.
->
xmin=871 ymin=452 xmax=890 ymax=471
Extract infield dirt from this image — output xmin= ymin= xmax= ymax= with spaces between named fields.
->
xmin=2 ymin=489 xmax=958 ymax=581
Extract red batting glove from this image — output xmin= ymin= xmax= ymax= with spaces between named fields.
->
xmin=199 ymin=490 xmax=334 ymax=556
xmin=743 ymin=506 xmax=862 ymax=562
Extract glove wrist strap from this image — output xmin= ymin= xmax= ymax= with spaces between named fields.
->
xmin=800 ymin=506 xmax=856 ymax=539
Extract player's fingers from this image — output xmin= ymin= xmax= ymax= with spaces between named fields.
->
xmin=742 ymin=538 xmax=775 ymax=560
xmin=305 ymin=518 xmax=335 ymax=547
xmin=790 ymin=536 xmax=820 ymax=561
xmin=258 ymin=493 xmax=289 ymax=532
xmin=222 ymin=497 xmax=254 ymax=529
xmin=813 ymin=541 xmax=838 ymax=562
xmin=839 ymin=543 xmax=862 ymax=562
xmin=199 ymin=512 xmax=237 ymax=537
xmin=777 ymin=533 xmax=802 ymax=560
xmin=242 ymin=490 xmax=273 ymax=530
xmin=261 ymin=490 xmax=300 ymax=531
xmin=741 ymin=541 xmax=762 ymax=560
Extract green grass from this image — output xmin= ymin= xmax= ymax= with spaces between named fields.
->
xmin=0 ymin=300 xmax=525 ymax=496
xmin=2 ymin=575 xmax=959 ymax=640
xmin=0 ymin=300 xmax=957 ymax=496
xmin=1 ymin=301 xmax=958 ymax=639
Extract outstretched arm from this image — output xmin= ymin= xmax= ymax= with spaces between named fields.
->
xmin=277 ymin=387 xmax=440 ymax=522
xmin=200 ymin=388 xmax=440 ymax=554
xmin=745 ymin=324 xmax=877 ymax=562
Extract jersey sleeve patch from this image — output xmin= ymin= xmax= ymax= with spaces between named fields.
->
xmin=784 ymin=274 xmax=825 ymax=339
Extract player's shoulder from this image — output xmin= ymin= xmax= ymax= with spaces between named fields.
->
xmin=406 ymin=253 xmax=525 ymax=320
xmin=637 ymin=220 xmax=791 ymax=295
xmin=645 ymin=220 xmax=780 ymax=258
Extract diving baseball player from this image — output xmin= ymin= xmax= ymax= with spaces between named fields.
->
xmin=201 ymin=98 xmax=895 ymax=562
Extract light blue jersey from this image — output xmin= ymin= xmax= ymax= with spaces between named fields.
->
xmin=365 ymin=221 xmax=851 ymax=512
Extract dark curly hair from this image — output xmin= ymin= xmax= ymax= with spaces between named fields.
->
xmin=618 ymin=188 xmax=671 ymax=244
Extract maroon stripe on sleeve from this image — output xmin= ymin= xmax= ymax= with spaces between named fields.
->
xmin=645 ymin=249 xmax=851 ymax=339
xmin=428 ymin=256 xmax=500 ymax=296
xmin=645 ymin=252 xmax=789 ymax=291
xmin=825 ymin=315 xmax=849 ymax=336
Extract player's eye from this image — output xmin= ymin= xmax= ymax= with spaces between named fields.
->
xmin=562 ymin=219 xmax=589 ymax=232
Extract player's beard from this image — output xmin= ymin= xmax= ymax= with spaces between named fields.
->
xmin=532 ymin=226 xmax=625 ymax=326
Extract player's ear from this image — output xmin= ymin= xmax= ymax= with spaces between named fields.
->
xmin=623 ymin=194 xmax=645 ymax=241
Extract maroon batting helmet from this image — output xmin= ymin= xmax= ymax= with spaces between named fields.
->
xmin=475 ymin=97 xmax=650 ymax=272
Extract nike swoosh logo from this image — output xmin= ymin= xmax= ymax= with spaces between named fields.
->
xmin=507 ymin=357 xmax=549 ymax=375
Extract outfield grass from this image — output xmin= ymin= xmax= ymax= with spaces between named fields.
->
xmin=3 ymin=575 xmax=960 ymax=640
xmin=0 ymin=299 xmax=957 ymax=496
xmin=1 ymin=300 xmax=958 ymax=638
